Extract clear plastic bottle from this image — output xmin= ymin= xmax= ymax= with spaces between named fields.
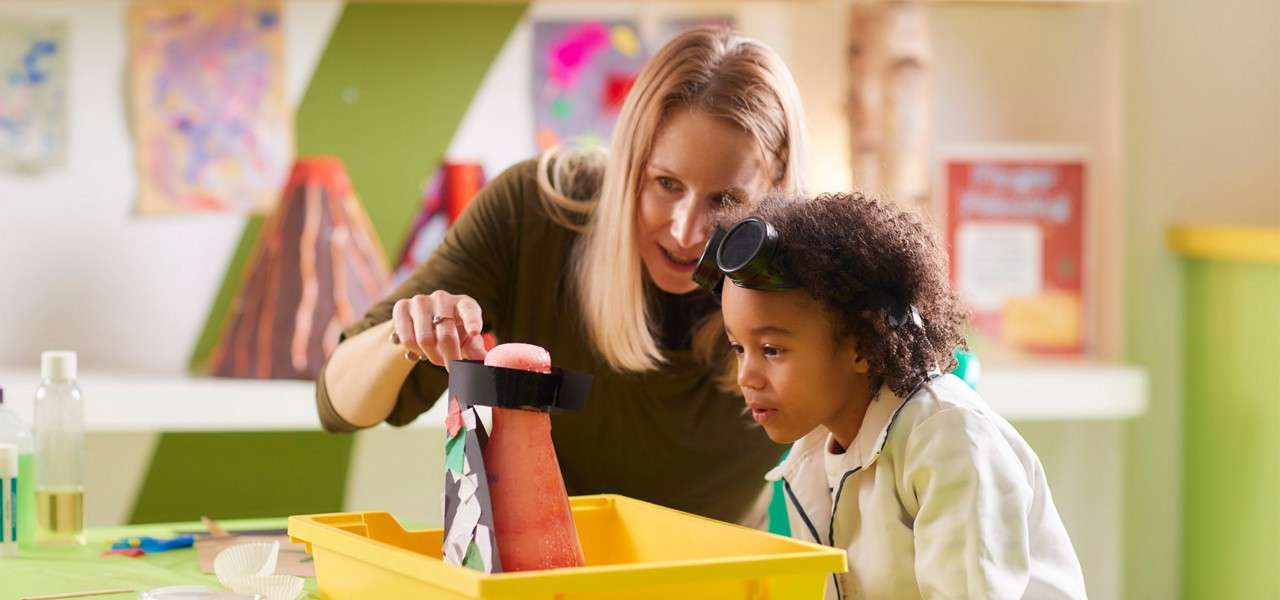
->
xmin=33 ymin=351 xmax=84 ymax=546
xmin=0 ymin=387 xmax=35 ymax=549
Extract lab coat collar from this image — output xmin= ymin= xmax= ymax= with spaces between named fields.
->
xmin=766 ymin=384 xmax=908 ymax=482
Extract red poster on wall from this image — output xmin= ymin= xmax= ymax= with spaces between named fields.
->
xmin=943 ymin=152 xmax=1088 ymax=357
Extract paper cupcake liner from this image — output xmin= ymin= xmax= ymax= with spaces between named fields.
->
xmin=214 ymin=541 xmax=280 ymax=587
xmin=229 ymin=574 xmax=304 ymax=600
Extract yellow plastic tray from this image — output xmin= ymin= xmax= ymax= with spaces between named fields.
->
xmin=289 ymin=494 xmax=846 ymax=599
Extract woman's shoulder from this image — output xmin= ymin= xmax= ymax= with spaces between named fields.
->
xmin=474 ymin=158 xmax=540 ymax=218
xmin=475 ymin=151 xmax=602 ymax=232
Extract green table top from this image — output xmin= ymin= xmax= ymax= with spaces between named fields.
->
xmin=0 ymin=519 xmax=318 ymax=600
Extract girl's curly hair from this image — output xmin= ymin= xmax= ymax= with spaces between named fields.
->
xmin=747 ymin=192 xmax=968 ymax=396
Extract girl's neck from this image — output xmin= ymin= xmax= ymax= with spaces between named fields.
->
xmin=827 ymin=375 xmax=878 ymax=451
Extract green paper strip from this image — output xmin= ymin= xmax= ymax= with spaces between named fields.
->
xmin=463 ymin=539 xmax=485 ymax=572
xmin=445 ymin=429 xmax=466 ymax=475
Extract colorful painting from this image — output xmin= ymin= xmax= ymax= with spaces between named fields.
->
xmin=532 ymin=20 xmax=647 ymax=150
xmin=0 ymin=19 xmax=68 ymax=173
xmin=129 ymin=0 xmax=291 ymax=215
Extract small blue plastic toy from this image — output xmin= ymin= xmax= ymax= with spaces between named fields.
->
xmin=111 ymin=534 xmax=195 ymax=553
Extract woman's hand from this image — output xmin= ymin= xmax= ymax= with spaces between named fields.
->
xmin=391 ymin=290 xmax=488 ymax=368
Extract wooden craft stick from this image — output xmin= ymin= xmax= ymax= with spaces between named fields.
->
xmin=201 ymin=515 xmax=228 ymax=538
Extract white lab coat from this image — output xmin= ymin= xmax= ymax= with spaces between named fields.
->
xmin=766 ymin=374 xmax=1087 ymax=600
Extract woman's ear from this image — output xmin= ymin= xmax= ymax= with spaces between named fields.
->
xmin=852 ymin=355 xmax=871 ymax=374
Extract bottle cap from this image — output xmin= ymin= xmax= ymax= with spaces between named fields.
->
xmin=41 ymin=351 xmax=77 ymax=382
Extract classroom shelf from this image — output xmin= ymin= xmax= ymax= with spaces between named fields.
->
xmin=0 ymin=368 xmax=339 ymax=432
xmin=977 ymin=362 xmax=1146 ymax=421
xmin=0 ymin=362 xmax=1145 ymax=431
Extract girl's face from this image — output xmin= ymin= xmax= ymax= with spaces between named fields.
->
xmin=721 ymin=283 xmax=873 ymax=448
xmin=636 ymin=110 xmax=775 ymax=294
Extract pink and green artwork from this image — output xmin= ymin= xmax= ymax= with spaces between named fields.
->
xmin=532 ymin=20 xmax=646 ymax=150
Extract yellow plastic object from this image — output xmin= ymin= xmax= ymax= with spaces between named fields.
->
xmin=289 ymin=494 xmax=846 ymax=599
xmin=1168 ymin=225 xmax=1280 ymax=263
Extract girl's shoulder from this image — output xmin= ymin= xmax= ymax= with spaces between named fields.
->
xmin=885 ymin=375 xmax=1023 ymax=455
xmin=896 ymin=374 xmax=993 ymax=423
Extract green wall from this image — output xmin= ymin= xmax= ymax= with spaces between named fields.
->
xmin=129 ymin=432 xmax=355 ymax=524
xmin=294 ymin=2 xmax=527 ymax=254
xmin=1180 ymin=258 xmax=1280 ymax=598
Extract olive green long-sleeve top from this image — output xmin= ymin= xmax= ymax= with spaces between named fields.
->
xmin=315 ymin=159 xmax=785 ymax=523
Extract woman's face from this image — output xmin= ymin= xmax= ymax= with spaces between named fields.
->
xmin=636 ymin=110 xmax=775 ymax=294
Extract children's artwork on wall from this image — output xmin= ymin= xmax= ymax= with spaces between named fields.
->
xmin=395 ymin=162 xmax=486 ymax=284
xmin=129 ymin=0 xmax=291 ymax=215
xmin=0 ymin=19 xmax=68 ymax=173
xmin=208 ymin=157 xmax=390 ymax=380
xmin=532 ymin=20 xmax=647 ymax=150
xmin=940 ymin=146 xmax=1089 ymax=359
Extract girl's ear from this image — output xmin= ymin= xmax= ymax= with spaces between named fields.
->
xmin=837 ymin=333 xmax=871 ymax=374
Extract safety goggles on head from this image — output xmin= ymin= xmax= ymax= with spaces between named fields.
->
xmin=693 ymin=215 xmax=925 ymax=333
xmin=693 ymin=217 xmax=799 ymax=294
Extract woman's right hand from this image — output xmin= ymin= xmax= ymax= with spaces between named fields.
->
xmin=391 ymin=290 xmax=488 ymax=368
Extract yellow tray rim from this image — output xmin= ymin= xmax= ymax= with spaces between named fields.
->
xmin=288 ymin=494 xmax=847 ymax=596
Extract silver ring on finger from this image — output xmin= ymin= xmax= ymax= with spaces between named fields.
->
xmin=432 ymin=314 xmax=456 ymax=326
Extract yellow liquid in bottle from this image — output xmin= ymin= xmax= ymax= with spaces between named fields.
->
xmin=36 ymin=486 xmax=84 ymax=545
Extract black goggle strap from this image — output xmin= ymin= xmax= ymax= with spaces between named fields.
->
xmin=693 ymin=224 xmax=729 ymax=294
xmin=851 ymin=289 xmax=923 ymax=330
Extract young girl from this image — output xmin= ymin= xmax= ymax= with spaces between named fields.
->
xmin=701 ymin=193 xmax=1087 ymax=599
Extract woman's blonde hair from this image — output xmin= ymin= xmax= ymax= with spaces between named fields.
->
xmin=537 ymin=28 xmax=808 ymax=374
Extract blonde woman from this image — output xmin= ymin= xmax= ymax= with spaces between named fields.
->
xmin=318 ymin=28 xmax=807 ymax=525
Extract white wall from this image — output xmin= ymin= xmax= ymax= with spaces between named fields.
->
xmin=0 ymin=0 xmax=342 ymax=373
